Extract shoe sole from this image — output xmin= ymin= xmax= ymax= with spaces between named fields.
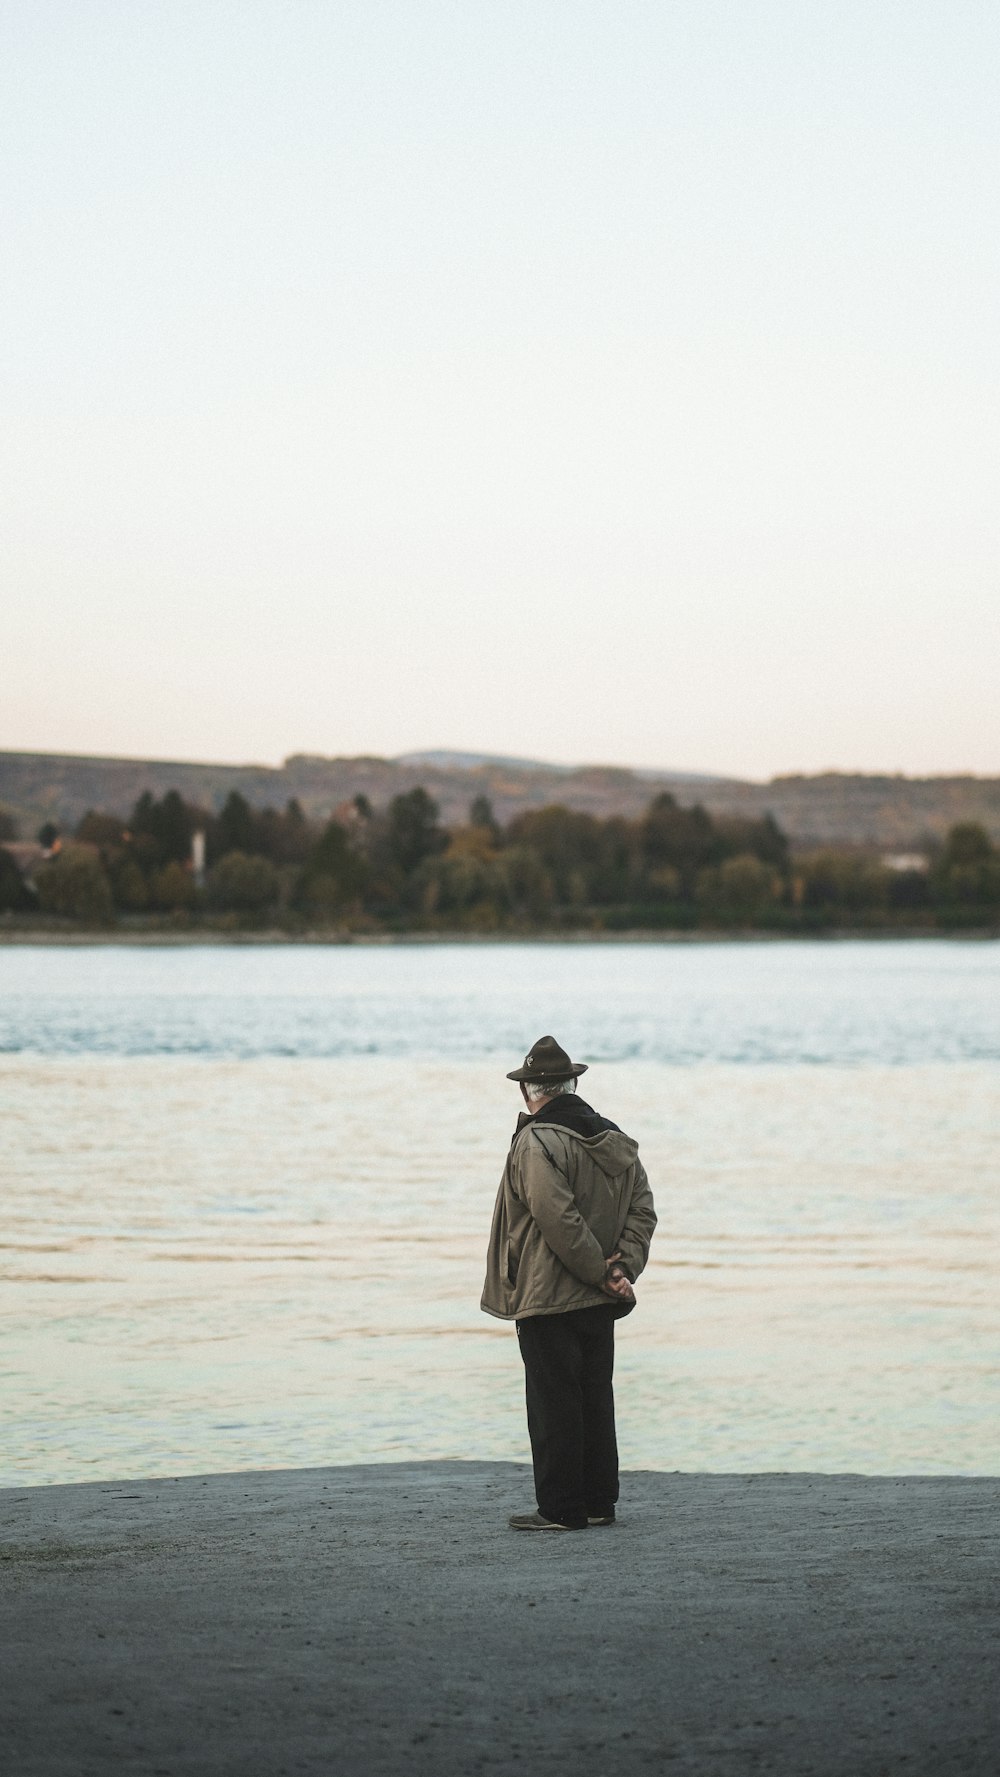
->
xmin=509 ymin=1519 xmax=575 ymax=1532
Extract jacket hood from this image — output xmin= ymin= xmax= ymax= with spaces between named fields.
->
xmin=515 ymin=1094 xmax=638 ymax=1179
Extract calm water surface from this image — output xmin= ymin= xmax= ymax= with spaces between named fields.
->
xmin=1 ymin=941 xmax=998 ymax=1484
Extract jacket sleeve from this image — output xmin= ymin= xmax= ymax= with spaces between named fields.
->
xmin=615 ymin=1161 xmax=657 ymax=1281
xmin=515 ymin=1130 xmax=609 ymax=1287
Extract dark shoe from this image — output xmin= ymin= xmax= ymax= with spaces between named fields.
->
xmin=587 ymin=1513 xmax=616 ymax=1526
xmin=508 ymin=1510 xmax=579 ymax=1532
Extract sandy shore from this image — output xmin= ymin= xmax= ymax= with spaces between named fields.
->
xmin=2 ymin=1462 xmax=997 ymax=1775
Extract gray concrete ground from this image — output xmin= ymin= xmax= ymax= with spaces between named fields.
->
xmin=1 ymin=1463 xmax=998 ymax=1776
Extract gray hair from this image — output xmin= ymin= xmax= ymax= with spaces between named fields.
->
xmin=522 ymin=1077 xmax=577 ymax=1106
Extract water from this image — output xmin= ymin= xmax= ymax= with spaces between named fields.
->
xmin=1 ymin=941 xmax=998 ymax=1485
xmin=2 ymin=938 xmax=999 ymax=1064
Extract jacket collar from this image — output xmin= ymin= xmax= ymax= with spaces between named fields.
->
xmin=512 ymin=1093 xmax=620 ymax=1142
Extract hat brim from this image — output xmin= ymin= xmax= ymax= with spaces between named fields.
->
xmin=506 ymin=1061 xmax=589 ymax=1082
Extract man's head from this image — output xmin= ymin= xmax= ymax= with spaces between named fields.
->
xmin=506 ymin=1034 xmax=587 ymax=1111
xmin=521 ymin=1075 xmax=577 ymax=1112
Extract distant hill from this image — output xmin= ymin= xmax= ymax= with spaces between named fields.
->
xmin=395 ymin=749 xmax=567 ymax=774
xmin=396 ymin=748 xmax=726 ymax=783
xmin=1 ymin=748 xmax=999 ymax=851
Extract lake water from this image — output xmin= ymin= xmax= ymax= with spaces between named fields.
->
xmin=2 ymin=940 xmax=998 ymax=1485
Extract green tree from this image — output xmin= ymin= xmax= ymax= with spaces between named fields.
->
xmin=415 ymin=851 xmax=501 ymax=926
xmin=150 ymin=861 xmax=197 ymax=911
xmin=492 ymin=845 xmax=554 ymax=923
xmin=75 ymin=810 xmax=127 ymax=846
xmin=109 ymin=856 xmax=149 ymax=911
xmin=0 ymin=849 xmax=33 ymax=911
xmin=129 ymin=790 xmax=197 ymax=864
xmin=505 ymin=806 xmax=604 ymax=903
xmin=799 ymin=852 xmax=890 ymax=921
xmin=469 ymin=795 xmax=501 ymax=842
xmin=938 ymin=823 xmax=993 ymax=868
xmin=887 ymin=867 xmax=930 ymax=915
xmin=278 ymin=798 xmax=312 ymax=863
xmin=931 ymin=823 xmax=1000 ymax=918
xmin=696 ymin=853 xmax=782 ymax=925
xmin=206 ymin=851 xmax=281 ymax=914
xmin=35 ymin=847 xmax=114 ymax=923
xmin=714 ymin=813 xmax=790 ymax=872
xmin=294 ymin=820 xmax=368 ymax=915
xmin=640 ymin=794 xmax=716 ymax=895
xmin=387 ymin=789 xmax=446 ymax=874
xmin=212 ymin=791 xmax=257 ymax=859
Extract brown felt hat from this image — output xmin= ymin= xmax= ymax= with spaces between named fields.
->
xmin=506 ymin=1034 xmax=589 ymax=1083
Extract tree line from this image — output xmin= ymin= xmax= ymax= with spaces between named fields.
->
xmin=1 ymin=787 xmax=998 ymax=930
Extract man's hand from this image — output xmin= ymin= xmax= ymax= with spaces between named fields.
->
xmin=602 ymin=1252 xmax=636 ymax=1304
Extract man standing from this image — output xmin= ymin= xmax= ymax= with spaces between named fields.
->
xmin=481 ymin=1035 xmax=657 ymax=1531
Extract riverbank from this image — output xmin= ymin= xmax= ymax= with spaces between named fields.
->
xmin=2 ymin=1462 xmax=997 ymax=1776
xmin=2 ymin=922 xmax=998 ymax=944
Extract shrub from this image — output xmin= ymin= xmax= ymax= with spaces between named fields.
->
xmin=150 ymin=861 xmax=197 ymax=911
xmin=799 ymin=851 xmax=891 ymax=920
xmin=34 ymin=847 xmax=114 ymax=923
xmin=109 ymin=857 xmax=149 ymax=911
xmin=696 ymin=853 xmax=783 ymax=924
xmin=206 ymin=851 xmax=280 ymax=914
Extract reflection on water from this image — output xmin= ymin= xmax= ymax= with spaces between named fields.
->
xmin=3 ymin=1050 xmax=998 ymax=1484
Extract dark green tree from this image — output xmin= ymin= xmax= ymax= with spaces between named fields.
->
xmin=213 ymin=790 xmax=257 ymax=859
xmin=931 ymin=823 xmax=1000 ymax=918
xmin=640 ymin=794 xmax=716 ymax=895
xmin=129 ymin=790 xmax=196 ymax=864
xmin=75 ymin=810 xmax=127 ymax=846
xmin=938 ymin=823 xmax=993 ymax=869
xmin=252 ymin=799 xmax=313 ymax=864
xmin=799 ymin=852 xmax=890 ymax=921
xmin=714 ymin=812 xmax=790 ymax=872
xmin=293 ymin=820 xmax=368 ymax=915
xmin=505 ymin=806 xmax=604 ymax=905
xmin=387 ymin=788 xmax=446 ymax=874
xmin=281 ymin=797 xmax=312 ymax=861
xmin=469 ymin=795 xmax=501 ymax=841
xmin=887 ymin=867 xmax=930 ymax=914
xmin=0 ymin=849 xmax=33 ymax=911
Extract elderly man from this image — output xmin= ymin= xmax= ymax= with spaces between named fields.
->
xmin=482 ymin=1035 xmax=657 ymax=1531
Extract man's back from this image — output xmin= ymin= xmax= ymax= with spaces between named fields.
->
xmin=485 ymin=1036 xmax=656 ymax=1532
xmin=481 ymin=1093 xmax=656 ymax=1321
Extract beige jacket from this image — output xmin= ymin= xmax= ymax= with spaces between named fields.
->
xmin=481 ymin=1116 xmax=656 ymax=1321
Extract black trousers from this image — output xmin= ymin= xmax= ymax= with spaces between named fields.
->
xmin=516 ymin=1305 xmax=619 ymax=1528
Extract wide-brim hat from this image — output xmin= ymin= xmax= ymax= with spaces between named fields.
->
xmin=506 ymin=1034 xmax=589 ymax=1083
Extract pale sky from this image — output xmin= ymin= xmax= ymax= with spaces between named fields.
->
xmin=3 ymin=1 xmax=998 ymax=779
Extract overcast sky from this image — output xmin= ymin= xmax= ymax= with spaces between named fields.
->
xmin=3 ymin=1 xmax=998 ymax=779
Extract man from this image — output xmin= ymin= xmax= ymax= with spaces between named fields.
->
xmin=481 ymin=1035 xmax=657 ymax=1531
